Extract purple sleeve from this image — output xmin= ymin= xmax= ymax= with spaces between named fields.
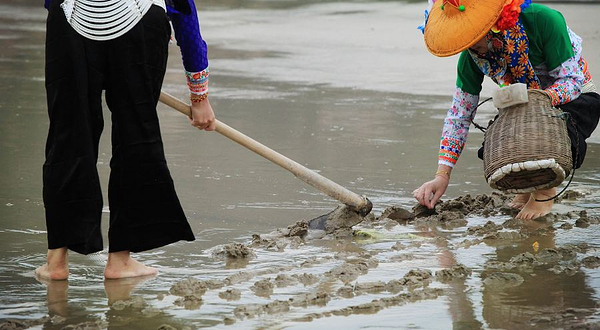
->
xmin=167 ymin=0 xmax=209 ymax=73
xmin=45 ymin=0 xmax=51 ymax=9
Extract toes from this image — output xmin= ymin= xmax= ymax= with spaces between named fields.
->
xmin=508 ymin=202 xmax=526 ymax=210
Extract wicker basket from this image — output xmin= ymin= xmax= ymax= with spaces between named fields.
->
xmin=483 ymin=90 xmax=573 ymax=193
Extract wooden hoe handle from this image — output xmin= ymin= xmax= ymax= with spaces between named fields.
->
xmin=159 ymin=91 xmax=372 ymax=215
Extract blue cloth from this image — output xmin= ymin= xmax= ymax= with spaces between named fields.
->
xmin=44 ymin=0 xmax=208 ymax=73
xmin=167 ymin=0 xmax=208 ymax=72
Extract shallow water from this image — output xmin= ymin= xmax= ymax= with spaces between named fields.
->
xmin=1 ymin=0 xmax=600 ymax=329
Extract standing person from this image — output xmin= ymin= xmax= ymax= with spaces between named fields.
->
xmin=413 ymin=0 xmax=599 ymax=219
xmin=37 ymin=0 xmax=215 ymax=280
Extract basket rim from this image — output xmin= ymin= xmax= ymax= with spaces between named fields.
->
xmin=488 ymin=158 xmax=566 ymax=193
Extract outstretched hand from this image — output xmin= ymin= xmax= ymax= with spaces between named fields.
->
xmin=190 ymin=98 xmax=216 ymax=131
xmin=413 ymin=175 xmax=449 ymax=209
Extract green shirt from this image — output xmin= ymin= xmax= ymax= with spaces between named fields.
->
xmin=456 ymin=3 xmax=574 ymax=95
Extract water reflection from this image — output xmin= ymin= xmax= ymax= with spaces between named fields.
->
xmin=104 ymin=275 xmax=156 ymax=306
xmin=1 ymin=0 xmax=599 ymax=328
xmin=38 ymin=278 xmax=68 ymax=321
xmin=35 ymin=274 xmax=201 ymax=329
xmin=432 ymin=234 xmax=484 ymax=330
xmin=481 ymin=220 xmax=597 ymax=329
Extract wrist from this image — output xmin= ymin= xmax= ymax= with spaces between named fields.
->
xmin=190 ymin=92 xmax=208 ymax=104
xmin=434 ymin=169 xmax=450 ymax=182
xmin=186 ymin=68 xmax=209 ymax=100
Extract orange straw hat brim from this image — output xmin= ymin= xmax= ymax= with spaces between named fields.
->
xmin=424 ymin=0 xmax=507 ymax=57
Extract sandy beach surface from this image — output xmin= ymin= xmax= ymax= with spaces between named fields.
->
xmin=0 ymin=0 xmax=599 ymax=329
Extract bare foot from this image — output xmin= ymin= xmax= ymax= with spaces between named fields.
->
xmin=508 ymin=193 xmax=530 ymax=210
xmin=104 ymin=251 xmax=158 ymax=279
xmin=516 ymin=188 xmax=557 ymax=220
xmin=35 ymin=248 xmax=69 ymax=281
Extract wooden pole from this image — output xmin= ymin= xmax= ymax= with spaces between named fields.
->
xmin=159 ymin=91 xmax=372 ymax=215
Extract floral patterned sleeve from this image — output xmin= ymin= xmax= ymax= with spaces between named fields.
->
xmin=439 ymin=87 xmax=479 ymax=167
xmin=545 ymin=29 xmax=585 ymax=106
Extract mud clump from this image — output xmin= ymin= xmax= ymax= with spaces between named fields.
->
xmin=432 ymin=211 xmax=467 ymax=227
xmin=483 ymin=231 xmax=525 ymax=241
xmin=391 ymin=241 xmax=405 ymax=251
xmin=110 ymin=296 xmax=146 ymax=310
xmin=224 ymin=271 xmax=254 ymax=286
xmin=581 ymin=256 xmax=600 ymax=269
xmin=401 ymin=269 xmax=432 ymax=287
xmin=327 ymin=262 xmax=370 ymax=284
xmin=483 ymin=272 xmax=524 ymax=289
xmin=535 ymin=248 xmax=562 ymax=264
xmin=560 ymin=223 xmax=574 ymax=230
xmin=300 ymin=287 xmax=444 ymax=320
xmin=157 ymin=325 xmax=177 ymax=330
xmin=174 ymin=294 xmax=203 ymax=310
xmin=170 ymin=278 xmax=207 ymax=297
xmin=286 ymin=220 xmax=309 ymax=238
xmin=249 ymin=234 xmax=274 ymax=248
xmin=556 ymin=245 xmax=582 ymax=260
xmin=0 ymin=318 xmax=50 ymax=330
xmin=510 ymin=252 xmax=538 ymax=266
xmin=251 ymin=278 xmax=274 ymax=298
xmin=413 ymin=204 xmax=437 ymax=218
xmin=379 ymin=206 xmax=415 ymax=223
xmin=289 ymin=292 xmax=331 ymax=307
xmin=576 ymin=211 xmax=600 ymax=228
xmin=204 ymin=279 xmax=225 ymax=290
xmin=409 ymin=193 xmax=513 ymax=227
xmin=487 ymin=244 xmax=590 ymax=272
xmin=274 ymin=274 xmax=297 ymax=287
xmin=436 ymin=264 xmax=472 ymax=281
xmin=60 ymin=321 xmax=108 ymax=330
xmin=416 ymin=193 xmax=512 ymax=218
xmin=223 ymin=317 xmax=236 ymax=325
xmin=308 ymin=205 xmax=365 ymax=234
xmin=219 ymin=288 xmax=241 ymax=301
xmin=337 ymin=285 xmax=355 ymax=298
xmin=560 ymin=190 xmax=584 ymax=201
xmin=354 ymin=281 xmax=387 ymax=294
xmin=249 ymin=234 xmax=303 ymax=251
xmin=234 ymin=300 xmax=290 ymax=319
xmin=548 ymin=264 xmax=580 ymax=275
xmin=467 ymin=221 xmax=503 ymax=236
xmin=293 ymin=273 xmax=319 ymax=286
xmin=212 ymin=243 xmax=255 ymax=259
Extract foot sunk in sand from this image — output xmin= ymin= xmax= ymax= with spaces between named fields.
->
xmin=104 ymin=251 xmax=158 ymax=279
xmin=516 ymin=188 xmax=557 ymax=220
xmin=508 ymin=193 xmax=531 ymax=210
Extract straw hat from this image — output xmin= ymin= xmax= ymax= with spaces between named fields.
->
xmin=424 ymin=0 xmax=508 ymax=57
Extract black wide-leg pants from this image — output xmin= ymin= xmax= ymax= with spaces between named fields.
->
xmin=557 ymin=92 xmax=600 ymax=169
xmin=43 ymin=2 xmax=195 ymax=254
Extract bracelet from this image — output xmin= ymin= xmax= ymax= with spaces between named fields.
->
xmin=435 ymin=169 xmax=450 ymax=178
xmin=190 ymin=92 xmax=208 ymax=103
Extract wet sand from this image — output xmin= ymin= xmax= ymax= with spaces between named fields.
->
xmin=1 ymin=0 xmax=600 ymax=329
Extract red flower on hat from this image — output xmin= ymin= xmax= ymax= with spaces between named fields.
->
xmin=495 ymin=0 xmax=524 ymax=31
